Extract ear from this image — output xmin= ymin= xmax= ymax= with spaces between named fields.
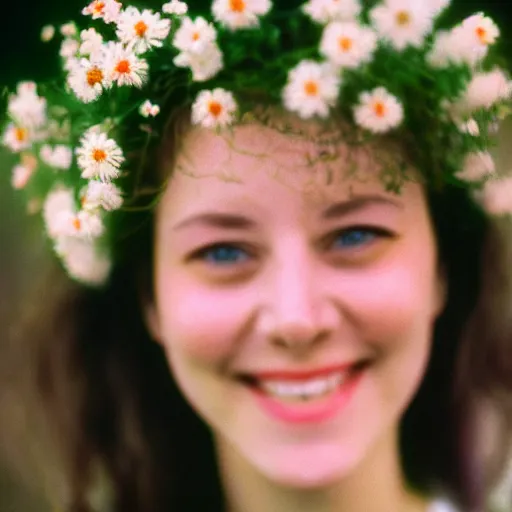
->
xmin=143 ymin=299 xmax=163 ymax=345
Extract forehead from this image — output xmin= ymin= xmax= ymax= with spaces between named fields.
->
xmin=161 ymin=118 xmax=420 ymax=214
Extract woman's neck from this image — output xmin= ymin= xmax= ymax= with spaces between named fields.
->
xmin=215 ymin=428 xmax=430 ymax=512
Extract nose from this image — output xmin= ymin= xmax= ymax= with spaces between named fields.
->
xmin=258 ymin=244 xmax=337 ymax=351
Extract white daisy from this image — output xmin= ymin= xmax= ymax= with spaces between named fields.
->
xmin=462 ymin=12 xmax=500 ymax=45
xmin=302 ymin=0 xmax=361 ymax=24
xmin=67 ymin=58 xmax=108 ymax=103
xmin=60 ymin=38 xmax=80 ymax=59
xmin=456 ymin=151 xmax=495 ymax=182
xmin=40 ymin=144 xmax=73 ymax=170
xmin=282 ymin=60 xmax=340 ymax=119
xmin=173 ymin=43 xmax=224 ymax=82
xmin=212 ymin=0 xmax=271 ymax=30
xmin=43 ymin=187 xmax=77 ymax=238
xmin=41 ymin=25 xmax=55 ymax=42
xmin=60 ymin=22 xmax=78 ymax=37
xmin=82 ymin=0 xmax=122 ymax=24
xmin=320 ymin=21 xmax=377 ymax=69
xmin=76 ymin=130 xmax=125 ymax=182
xmin=139 ymin=100 xmax=161 ymax=117
xmin=68 ymin=210 xmax=105 ymax=238
xmin=104 ymin=42 xmax=149 ymax=88
xmin=7 ymin=81 xmax=47 ymax=129
xmin=370 ymin=0 xmax=434 ymax=51
xmin=79 ymin=28 xmax=104 ymax=59
xmin=55 ymin=237 xmax=111 ymax=286
xmin=2 ymin=124 xmax=32 ymax=152
xmin=81 ymin=180 xmax=123 ymax=211
xmin=44 ymin=192 xmax=104 ymax=239
xmin=11 ymin=163 xmax=35 ymax=190
xmin=191 ymin=89 xmax=237 ymax=128
xmin=459 ymin=69 xmax=512 ymax=111
xmin=478 ymin=177 xmax=512 ymax=216
xmin=116 ymin=7 xmax=171 ymax=54
xmin=173 ymin=16 xmax=217 ymax=54
xmin=450 ymin=13 xmax=500 ymax=67
xmin=162 ymin=0 xmax=188 ymax=15
xmin=82 ymin=0 xmax=109 ymax=19
xmin=354 ymin=87 xmax=404 ymax=133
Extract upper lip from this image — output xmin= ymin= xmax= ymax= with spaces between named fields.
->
xmin=242 ymin=362 xmax=367 ymax=382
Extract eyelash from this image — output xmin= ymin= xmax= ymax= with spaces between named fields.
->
xmin=189 ymin=226 xmax=394 ymax=266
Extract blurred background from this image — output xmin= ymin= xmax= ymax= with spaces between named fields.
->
xmin=1 ymin=1 xmax=512 ymax=511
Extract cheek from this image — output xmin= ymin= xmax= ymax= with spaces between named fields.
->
xmin=338 ymin=250 xmax=439 ymax=403
xmin=341 ymin=241 xmax=440 ymax=343
xmin=155 ymin=269 xmax=246 ymax=363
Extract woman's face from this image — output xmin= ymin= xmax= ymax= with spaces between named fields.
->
xmin=148 ymin=119 xmax=446 ymax=489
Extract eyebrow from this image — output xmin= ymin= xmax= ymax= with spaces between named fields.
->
xmin=171 ymin=194 xmax=403 ymax=231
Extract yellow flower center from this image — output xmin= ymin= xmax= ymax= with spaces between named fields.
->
xmin=92 ymin=148 xmax=107 ymax=162
xmin=192 ymin=32 xmax=200 ymax=41
xmin=339 ymin=37 xmax=353 ymax=52
xmin=86 ymin=67 xmax=104 ymax=86
xmin=208 ymin=101 xmax=223 ymax=117
xmin=72 ymin=217 xmax=82 ymax=231
xmin=134 ymin=20 xmax=148 ymax=37
xmin=396 ymin=10 xmax=411 ymax=26
xmin=373 ymin=101 xmax=386 ymax=117
xmin=230 ymin=0 xmax=246 ymax=12
xmin=304 ymin=81 xmax=319 ymax=96
xmin=115 ymin=59 xmax=131 ymax=74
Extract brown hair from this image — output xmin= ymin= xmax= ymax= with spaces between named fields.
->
xmin=11 ymin=114 xmax=512 ymax=512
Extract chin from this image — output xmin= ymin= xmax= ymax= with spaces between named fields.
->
xmin=247 ymin=442 xmax=362 ymax=490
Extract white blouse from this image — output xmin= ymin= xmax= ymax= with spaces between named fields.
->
xmin=428 ymin=498 xmax=460 ymax=512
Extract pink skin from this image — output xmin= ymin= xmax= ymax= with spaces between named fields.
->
xmin=147 ymin=120 xmax=446 ymax=510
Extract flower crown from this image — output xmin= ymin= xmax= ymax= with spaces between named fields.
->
xmin=2 ymin=0 xmax=512 ymax=286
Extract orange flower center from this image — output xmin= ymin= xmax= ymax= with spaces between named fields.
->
xmin=15 ymin=127 xmax=27 ymax=142
xmin=86 ymin=67 xmax=104 ymax=86
xmin=134 ymin=20 xmax=148 ymax=37
xmin=396 ymin=10 xmax=411 ymax=26
xmin=208 ymin=101 xmax=223 ymax=117
xmin=229 ymin=0 xmax=246 ymax=12
xmin=192 ymin=32 xmax=200 ymax=41
xmin=115 ymin=59 xmax=131 ymax=74
xmin=93 ymin=1 xmax=105 ymax=14
xmin=73 ymin=217 xmax=82 ymax=231
xmin=339 ymin=37 xmax=353 ymax=52
xmin=476 ymin=26 xmax=488 ymax=44
xmin=92 ymin=148 xmax=107 ymax=162
xmin=304 ymin=81 xmax=319 ymax=96
xmin=373 ymin=102 xmax=386 ymax=117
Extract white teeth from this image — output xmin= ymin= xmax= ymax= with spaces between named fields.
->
xmin=260 ymin=372 xmax=346 ymax=399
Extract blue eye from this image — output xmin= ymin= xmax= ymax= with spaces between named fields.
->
xmin=333 ymin=228 xmax=378 ymax=249
xmin=198 ymin=244 xmax=249 ymax=265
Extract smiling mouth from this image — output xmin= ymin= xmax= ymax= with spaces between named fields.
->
xmin=238 ymin=361 xmax=370 ymax=404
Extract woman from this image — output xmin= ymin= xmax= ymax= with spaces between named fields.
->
xmin=2 ymin=0 xmax=512 ymax=511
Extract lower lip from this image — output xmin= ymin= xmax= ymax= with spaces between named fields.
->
xmin=248 ymin=368 xmax=365 ymax=425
